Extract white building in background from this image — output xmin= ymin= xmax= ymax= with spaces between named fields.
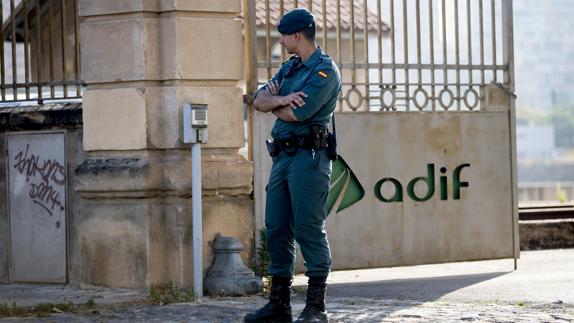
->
xmin=514 ymin=0 xmax=574 ymax=109
xmin=516 ymin=124 xmax=556 ymax=158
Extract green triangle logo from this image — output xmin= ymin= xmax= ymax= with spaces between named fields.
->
xmin=326 ymin=156 xmax=365 ymax=215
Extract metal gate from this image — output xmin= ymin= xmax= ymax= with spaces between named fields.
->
xmin=243 ymin=0 xmax=518 ymax=269
xmin=7 ymin=131 xmax=67 ymax=283
xmin=244 ymin=0 xmax=514 ymax=112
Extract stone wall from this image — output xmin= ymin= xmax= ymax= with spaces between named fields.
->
xmin=520 ymin=220 xmax=574 ymax=250
xmin=76 ymin=0 xmax=254 ymax=291
xmin=74 ymin=150 xmax=254 ymax=290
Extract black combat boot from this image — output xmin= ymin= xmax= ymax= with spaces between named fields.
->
xmin=294 ymin=276 xmax=328 ymax=323
xmin=244 ymin=276 xmax=292 ymax=323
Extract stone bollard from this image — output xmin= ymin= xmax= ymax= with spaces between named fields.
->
xmin=204 ymin=235 xmax=263 ymax=296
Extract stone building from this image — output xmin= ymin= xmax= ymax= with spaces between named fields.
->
xmin=1 ymin=0 xmax=253 ymax=291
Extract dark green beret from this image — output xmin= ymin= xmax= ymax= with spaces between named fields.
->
xmin=277 ymin=8 xmax=315 ymax=34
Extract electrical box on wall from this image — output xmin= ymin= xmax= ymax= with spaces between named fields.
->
xmin=183 ymin=103 xmax=208 ymax=144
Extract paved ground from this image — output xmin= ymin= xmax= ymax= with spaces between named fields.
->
xmin=0 ymin=249 xmax=573 ymax=322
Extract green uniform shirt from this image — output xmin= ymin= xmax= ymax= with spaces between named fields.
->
xmin=255 ymin=47 xmax=341 ymax=139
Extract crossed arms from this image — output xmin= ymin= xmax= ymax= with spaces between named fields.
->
xmin=253 ymin=80 xmax=307 ymax=122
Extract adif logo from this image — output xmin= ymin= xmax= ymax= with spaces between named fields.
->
xmin=326 ymin=157 xmax=365 ymax=215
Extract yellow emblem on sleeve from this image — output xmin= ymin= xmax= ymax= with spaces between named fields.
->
xmin=318 ymin=71 xmax=328 ymax=78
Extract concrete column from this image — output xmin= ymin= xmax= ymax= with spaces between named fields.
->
xmin=76 ymin=0 xmax=253 ymax=291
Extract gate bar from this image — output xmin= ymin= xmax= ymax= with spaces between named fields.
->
xmin=23 ymin=0 xmax=30 ymax=100
xmin=502 ymin=0 xmax=517 ymax=270
xmin=429 ymin=0 xmax=435 ymax=111
xmin=60 ymin=0 xmax=68 ymax=98
xmin=11 ymin=0 xmax=18 ymax=100
xmin=243 ymin=0 xmax=257 ymax=161
xmin=454 ymin=0 xmax=460 ymax=111
xmin=467 ymin=0 xmax=473 ymax=86
xmin=479 ymin=0 xmax=485 ymax=84
xmin=402 ymin=0 xmax=409 ymax=110
xmin=441 ymin=0 xmax=447 ymax=104
xmin=1 ymin=1 xmax=5 ymax=101
xmin=491 ymin=0 xmax=497 ymax=82
xmin=74 ymin=0 xmax=80 ymax=97
xmin=363 ymin=0 xmax=369 ymax=108
xmin=377 ymin=0 xmax=382 ymax=85
xmin=36 ymin=0 xmax=43 ymax=101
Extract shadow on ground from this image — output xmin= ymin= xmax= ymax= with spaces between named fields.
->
xmin=327 ymin=271 xmax=511 ymax=301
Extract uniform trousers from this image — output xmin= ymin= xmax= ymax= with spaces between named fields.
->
xmin=265 ymin=147 xmax=332 ymax=278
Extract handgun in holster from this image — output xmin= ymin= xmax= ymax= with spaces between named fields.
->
xmin=310 ymin=125 xmax=328 ymax=149
xmin=266 ymin=139 xmax=279 ymax=157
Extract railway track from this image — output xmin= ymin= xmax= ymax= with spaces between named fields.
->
xmin=519 ymin=203 xmax=574 ymax=221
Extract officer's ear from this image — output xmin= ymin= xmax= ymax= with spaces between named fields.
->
xmin=293 ymin=31 xmax=301 ymax=42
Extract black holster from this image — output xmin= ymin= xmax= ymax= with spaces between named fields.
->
xmin=310 ymin=125 xmax=328 ymax=150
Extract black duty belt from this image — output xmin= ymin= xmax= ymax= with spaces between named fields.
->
xmin=266 ymin=132 xmax=328 ymax=157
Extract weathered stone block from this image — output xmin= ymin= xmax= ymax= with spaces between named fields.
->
xmin=152 ymin=86 xmax=245 ymax=149
xmin=158 ymin=0 xmax=241 ymax=13
xmin=83 ymin=88 xmax=148 ymax=151
xmin=148 ymin=198 xmax=191 ymax=286
xmin=146 ymin=196 xmax=255 ymax=289
xmin=75 ymin=154 xmax=155 ymax=195
xmin=160 ymin=17 xmax=243 ymax=80
xmin=81 ymin=17 xmax=160 ymax=83
xmin=154 ymin=150 xmax=253 ymax=195
xmin=84 ymin=84 xmax=244 ymax=151
xmin=79 ymin=200 xmax=149 ymax=290
xmin=203 ymin=197 xmax=255 ymax=279
xmin=75 ymin=150 xmax=252 ymax=196
xmin=79 ymin=196 xmax=254 ymax=291
xmin=79 ymin=0 xmax=159 ymax=17
xmin=79 ymin=0 xmax=241 ymax=16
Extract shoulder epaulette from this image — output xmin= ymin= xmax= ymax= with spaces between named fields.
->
xmin=320 ymin=56 xmax=333 ymax=65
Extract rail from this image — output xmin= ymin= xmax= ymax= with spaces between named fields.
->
xmin=519 ymin=203 xmax=574 ymax=221
xmin=0 ymin=0 xmax=82 ymax=104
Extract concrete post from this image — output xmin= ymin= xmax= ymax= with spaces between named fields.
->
xmin=75 ymin=0 xmax=253 ymax=291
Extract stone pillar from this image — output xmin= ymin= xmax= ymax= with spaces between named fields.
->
xmin=76 ymin=0 xmax=253 ymax=291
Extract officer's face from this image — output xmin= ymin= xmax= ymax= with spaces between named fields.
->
xmin=279 ymin=33 xmax=297 ymax=54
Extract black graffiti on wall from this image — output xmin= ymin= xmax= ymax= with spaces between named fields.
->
xmin=13 ymin=144 xmax=66 ymax=216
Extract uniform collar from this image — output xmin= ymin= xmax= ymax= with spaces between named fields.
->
xmin=302 ymin=47 xmax=323 ymax=69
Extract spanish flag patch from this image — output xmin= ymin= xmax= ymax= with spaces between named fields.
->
xmin=318 ymin=71 xmax=328 ymax=78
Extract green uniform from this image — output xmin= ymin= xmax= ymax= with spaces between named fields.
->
xmin=255 ymin=47 xmax=341 ymax=278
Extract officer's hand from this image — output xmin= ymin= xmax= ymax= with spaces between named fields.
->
xmin=267 ymin=80 xmax=281 ymax=95
xmin=280 ymin=91 xmax=308 ymax=109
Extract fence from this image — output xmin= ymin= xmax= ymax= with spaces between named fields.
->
xmin=0 ymin=0 xmax=81 ymax=104
xmin=245 ymin=0 xmax=514 ymax=112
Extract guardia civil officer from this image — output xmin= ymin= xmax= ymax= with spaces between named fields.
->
xmin=243 ymin=8 xmax=341 ymax=323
